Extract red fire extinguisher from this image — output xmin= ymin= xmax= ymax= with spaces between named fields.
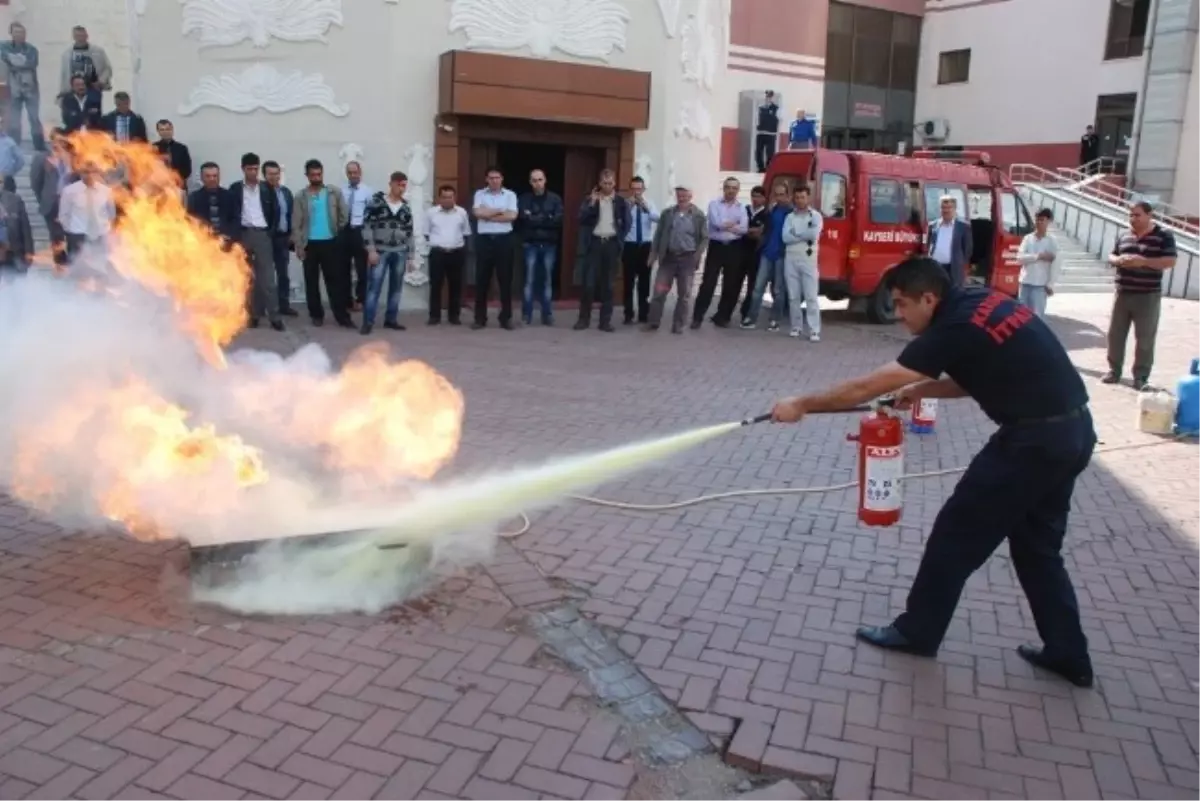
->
xmin=846 ymin=407 xmax=904 ymax=527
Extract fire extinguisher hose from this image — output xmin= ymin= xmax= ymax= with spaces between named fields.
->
xmin=498 ymin=432 xmax=1193 ymax=539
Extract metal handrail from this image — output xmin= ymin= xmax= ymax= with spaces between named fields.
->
xmin=1078 ymin=156 xmax=1126 ymax=175
xmin=1010 ymin=163 xmax=1199 ymax=237
xmin=1017 ymin=182 xmax=1198 ymax=300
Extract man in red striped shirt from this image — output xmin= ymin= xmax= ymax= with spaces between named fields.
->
xmin=1104 ymin=202 xmax=1178 ymax=391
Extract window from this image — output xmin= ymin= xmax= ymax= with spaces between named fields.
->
xmin=853 ymin=6 xmax=893 ymax=89
xmin=1001 ymin=192 xmax=1034 ymax=235
xmin=890 ymin=43 xmax=919 ymax=90
xmin=819 ymin=173 xmax=847 ymax=219
xmin=869 ymin=178 xmax=909 ymax=224
xmin=771 ymin=174 xmax=803 ymax=198
xmin=967 ymin=188 xmax=993 ymax=220
xmin=1105 ymin=0 xmax=1150 ymax=60
xmin=937 ymin=49 xmax=971 ymax=85
xmin=924 ymin=184 xmax=967 ymax=221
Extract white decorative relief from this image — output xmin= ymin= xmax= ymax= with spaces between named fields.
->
xmin=338 ymin=143 xmax=364 ymax=168
xmin=675 ymin=99 xmax=714 ymax=145
xmin=681 ymin=0 xmax=720 ymax=91
xmin=403 ymin=144 xmax=432 ymax=287
xmin=666 ymin=161 xmax=677 ymax=202
xmin=655 ymin=0 xmax=682 ymax=37
xmin=178 ymin=64 xmax=349 ymax=117
xmin=134 ymin=0 xmax=147 ymax=13
xmin=179 ymin=0 xmax=344 ymax=48
xmin=448 ymin=0 xmax=630 ymax=61
xmin=634 ymin=153 xmax=652 ymax=189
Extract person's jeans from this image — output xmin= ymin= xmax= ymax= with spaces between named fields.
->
xmin=7 ymin=90 xmax=43 ymax=149
xmin=522 ymin=241 xmax=556 ymax=322
xmin=1018 ymin=283 xmax=1048 ymax=317
xmin=364 ymin=248 xmax=406 ymax=326
xmin=744 ymin=255 xmax=788 ymax=326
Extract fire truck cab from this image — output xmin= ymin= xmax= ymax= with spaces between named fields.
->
xmin=762 ymin=149 xmax=1035 ymax=323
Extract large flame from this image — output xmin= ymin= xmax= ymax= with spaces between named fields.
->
xmin=7 ymin=133 xmax=464 ymax=543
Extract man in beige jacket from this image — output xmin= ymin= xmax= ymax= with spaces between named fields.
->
xmin=292 ymin=158 xmax=353 ymax=328
xmin=60 ymin=26 xmax=111 ymax=111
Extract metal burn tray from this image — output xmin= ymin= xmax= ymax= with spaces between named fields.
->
xmin=188 ymin=528 xmax=387 ymax=584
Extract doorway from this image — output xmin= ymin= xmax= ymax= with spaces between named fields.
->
xmin=464 ymin=136 xmax=606 ymax=307
xmin=1095 ymin=93 xmax=1136 ymax=167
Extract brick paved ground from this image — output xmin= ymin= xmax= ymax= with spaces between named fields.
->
xmin=0 ymin=292 xmax=1195 ymax=799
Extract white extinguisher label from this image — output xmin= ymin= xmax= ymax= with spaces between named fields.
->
xmin=863 ymin=444 xmax=903 ymax=512
xmin=917 ymin=398 xmax=937 ymax=422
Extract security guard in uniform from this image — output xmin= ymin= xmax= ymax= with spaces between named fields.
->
xmin=771 ymin=256 xmax=1095 ymax=687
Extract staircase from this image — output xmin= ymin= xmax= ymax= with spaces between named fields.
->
xmin=1045 ymin=223 xmax=1113 ymax=294
xmin=15 ymin=144 xmax=50 ymax=253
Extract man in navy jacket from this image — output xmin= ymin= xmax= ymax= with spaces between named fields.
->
xmin=575 ymin=168 xmax=629 ymax=332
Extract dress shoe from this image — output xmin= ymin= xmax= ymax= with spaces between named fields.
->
xmin=427 ymin=318 xmax=441 ymax=326
xmin=360 ymin=323 xmax=373 ymax=335
xmin=471 ymin=321 xmax=487 ymax=330
xmin=711 ymin=316 xmax=729 ymax=328
xmin=1100 ymin=372 xmax=1120 ymax=384
xmin=449 ymin=318 xmax=462 ymax=326
xmin=270 ymin=320 xmax=285 ymax=332
xmin=522 ymin=315 xmax=533 ymax=326
xmin=311 ymin=317 xmax=324 ymax=327
xmin=573 ymin=320 xmax=589 ymax=331
xmin=1133 ymin=378 xmax=1150 ymax=392
xmin=671 ymin=324 xmax=683 ymax=334
xmin=248 ymin=317 xmax=260 ymax=329
xmin=384 ymin=321 xmax=406 ymax=331
xmin=1016 ymin=645 xmax=1094 ymax=688
xmin=599 ymin=323 xmax=615 ymax=333
xmin=501 ymin=320 xmax=515 ymax=331
xmin=855 ymin=625 xmax=937 ymax=657
xmin=624 ymin=317 xmax=634 ymax=326
xmin=689 ymin=320 xmax=702 ymax=330
xmin=281 ymin=307 xmax=299 ymax=317
xmin=337 ymin=318 xmax=356 ymax=329
xmin=542 ymin=316 xmax=554 ymax=326
xmin=642 ymin=323 xmax=659 ymax=332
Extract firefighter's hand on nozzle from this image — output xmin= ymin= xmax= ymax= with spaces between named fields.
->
xmin=771 ymin=397 xmax=807 ymax=423
xmin=892 ymin=386 xmax=921 ymax=411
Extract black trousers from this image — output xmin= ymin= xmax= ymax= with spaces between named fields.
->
xmin=715 ymin=244 xmax=753 ymax=324
xmin=272 ymin=233 xmax=293 ymax=309
xmin=622 ymin=242 xmax=652 ymax=323
xmin=579 ymin=236 xmax=622 ymax=325
xmin=893 ymin=409 xmax=1095 ymax=664
xmin=341 ymin=226 xmax=368 ymax=308
xmin=693 ymin=240 xmax=742 ymax=325
xmin=755 ymin=133 xmax=776 ymax=173
xmin=303 ymin=238 xmax=351 ymax=323
xmin=739 ymin=245 xmax=760 ymax=321
xmin=428 ymin=246 xmax=465 ymax=323
xmin=474 ymin=233 xmax=514 ymax=324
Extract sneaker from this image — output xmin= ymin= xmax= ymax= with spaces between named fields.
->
xmin=740 ymin=318 xmax=755 ymax=330
xmin=767 ymin=321 xmax=780 ymax=332
xmin=1100 ymin=372 xmax=1120 ymax=384
xmin=809 ymin=333 xmax=820 ymax=342
xmin=789 ymin=328 xmax=801 ymax=338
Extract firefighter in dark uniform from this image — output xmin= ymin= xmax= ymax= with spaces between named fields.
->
xmin=770 ymin=256 xmax=1095 ymax=687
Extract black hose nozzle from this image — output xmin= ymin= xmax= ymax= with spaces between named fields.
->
xmin=741 ymin=396 xmax=896 ymax=426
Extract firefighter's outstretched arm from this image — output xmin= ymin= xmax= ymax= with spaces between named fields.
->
xmin=898 ymin=377 xmax=968 ymax=404
xmin=772 ymin=361 xmax=925 ymax=423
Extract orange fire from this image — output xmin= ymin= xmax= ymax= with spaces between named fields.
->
xmin=8 ymin=134 xmax=466 ymax=543
xmin=66 ymin=131 xmax=251 ymax=365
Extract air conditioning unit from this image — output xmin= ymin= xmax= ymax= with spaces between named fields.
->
xmin=916 ymin=118 xmax=951 ymax=143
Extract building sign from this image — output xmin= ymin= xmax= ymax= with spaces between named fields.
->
xmin=853 ymin=102 xmax=883 ymax=119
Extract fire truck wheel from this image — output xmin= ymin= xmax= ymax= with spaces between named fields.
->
xmin=865 ymin=280 xmax=898 ymax=324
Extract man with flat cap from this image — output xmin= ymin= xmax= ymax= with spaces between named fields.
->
xmin=645 ymin=184 xmax=708 ymax=335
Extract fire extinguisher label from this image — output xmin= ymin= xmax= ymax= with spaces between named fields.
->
xmin=863 ymin=445 xmax=903 ymax=512
xmin=917 ymin=398 xmax=937 ymax=421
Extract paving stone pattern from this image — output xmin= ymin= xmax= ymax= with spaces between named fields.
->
xmin=0 ymin=293 xmax=1195 ymax=799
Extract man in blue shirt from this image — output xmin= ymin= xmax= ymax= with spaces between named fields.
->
xmin=788 ymin=109 xmax=819 ymax=150
xmin=741 ymin=183 xmax=791 ymax=331
xmin=771 ymin=257 xmax=1096 ymax=688
xmin=622 ymin=176 xmax=658 ymax=325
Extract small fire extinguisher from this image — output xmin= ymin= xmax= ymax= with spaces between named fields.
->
xmin=910 ymin=398 xmax=938 ymax=434
xmin=846 ymin=406 xmax=904 ymax=527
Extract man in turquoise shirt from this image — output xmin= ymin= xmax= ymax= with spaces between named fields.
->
xmin=292 ymin=158 xmax=352 ymax=327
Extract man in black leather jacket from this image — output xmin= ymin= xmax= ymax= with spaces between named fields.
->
xmin=517 ymin=169 xmax=563 ymax=326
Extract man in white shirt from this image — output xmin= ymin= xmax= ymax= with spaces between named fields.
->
xmin=471 ymin=167 xmax=519 ymax=330
xmin=229 ymin=152 xmax=284 ymax=331
xmin=424 ymin=184 xmax=471 ymax=325
xmin=341 ymin=160 xmax=373 ymax=313
xmin=57 ymin=164 xmax=114 ymax=266
xmin=622 ymin=176 xmax=658 ymax=325
xmin=1017 ymin=208 xmax=1060 ymax=317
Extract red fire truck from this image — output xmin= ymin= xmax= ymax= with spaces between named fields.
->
xmin=762 ymin=149 xmax=1034 ymax=322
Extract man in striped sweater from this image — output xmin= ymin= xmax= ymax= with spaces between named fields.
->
xmin=361 ymin=170 xmax=414 ymax=335
xmin=1104 ymin=202 xmax=1178 ymax=391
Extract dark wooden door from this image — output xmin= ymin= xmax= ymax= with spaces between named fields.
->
xmin=561 ymin=147 xmax=605 ymax=300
